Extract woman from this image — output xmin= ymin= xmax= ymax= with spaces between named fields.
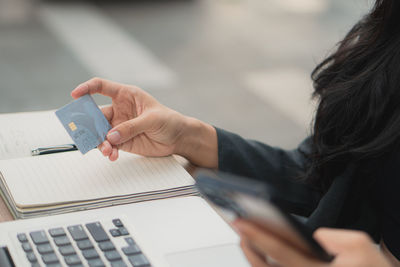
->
xmin=71 ymin=0 xmax=400 ymax=265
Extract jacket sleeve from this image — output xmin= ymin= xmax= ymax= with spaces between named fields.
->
xmin=217 ymin=127 xmax=310 ymax=182
xmin=216 ymin=127 xmax=321 ymax=216
xmin=379 ymin=151 xmax=400 ymax=260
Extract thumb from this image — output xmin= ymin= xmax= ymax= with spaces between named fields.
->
xmin=313 ymin=228 xmax=371 ymax=255
xmin=107 ymin=115 xmax=152 ymax=145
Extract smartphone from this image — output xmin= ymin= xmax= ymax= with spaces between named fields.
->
xmin=195 ymin=169 xmax=334 ymax=262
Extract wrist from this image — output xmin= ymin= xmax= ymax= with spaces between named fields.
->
xmin=174 ymin=116 xmax=218 ymax=168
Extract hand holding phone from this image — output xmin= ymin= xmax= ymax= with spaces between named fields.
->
xmin=195 ymin=170 xmax=395 ymax=267
xmin=234 ymin=221 xmax=393 ymax=267
xmin=194 ymin=169 xmax=333 ymax=263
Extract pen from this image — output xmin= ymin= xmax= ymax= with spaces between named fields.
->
xmin=31 ymin=144 xmax=78 ymax=156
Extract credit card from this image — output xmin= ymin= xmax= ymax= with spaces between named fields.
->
xmin=55 ymin=94 xmax=111 ymax=154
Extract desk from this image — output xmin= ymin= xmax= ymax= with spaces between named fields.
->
xmin=0 ymin=155 xmax=196 ymax=223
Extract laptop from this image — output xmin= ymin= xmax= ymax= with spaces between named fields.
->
xmin=0 ymin=196 xmax=250 ymax=267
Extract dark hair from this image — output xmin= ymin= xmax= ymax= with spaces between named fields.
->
xmin=307 ymin=0 xmax=400 ymax=191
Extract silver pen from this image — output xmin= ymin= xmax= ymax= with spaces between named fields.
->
xmin=31 ymin=144 xmax=78 ymax=156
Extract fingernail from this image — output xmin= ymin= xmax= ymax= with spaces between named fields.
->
xmin=107 ymin=131 xmax=121 ymax=144
xmin=100 ymin=146 xmax=104 ymax=153
xmin=76 ymin=83 xmax=87 ymax=90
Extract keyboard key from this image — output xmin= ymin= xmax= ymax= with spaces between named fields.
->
xmin=118 ymin=227 xmax=129 ymax=236
xmin=26 ymin=252 xmax=37 ymax=262
xmin=111 ymin=260 xmax=128 ymax=267
xmin=122 ymin=244 xmax=140 ymax=255
xmin=68 ymin=225 xmax=88 ymax=241
xmin=17 ymin=233 xmax=28 ymax=242
xmin=86 ymin=222 xmax=110 ymax=242
xmin=128 ymin=254 xmax=150 ymax=267
xmin=77 ymin=239 xmax=94 ymax=250
xmin=105 ymin=250 xmax=122 ymax=261
xmin=109 ymin=229 xmax=120 ymax=237
xmin=64 ymin=254 xmax=82 ymax=265
xmin=42 ymin=253 xmax=59 ymax=264
xmin=124 ymin=237 xmax=136 ymax=246
xmin=37 ymin=243 xmax=54 ymax=254
xmin=59 ymin=245 xmax=76 ymax=256
xmin=21 ymin=242 xmax=32 ymax=252
xmin=30 ymin=231 xmax=49 ymax=244
xmin=112 ymin=219 xmax=123 ymax=227
xmin=31 ymin=263 xmax=41 ymax=267
xmin=54 ymin=236 xmax=71 ymax=246
xmin=47 ymin=263 xmax=62 ymax=267
xmin=82 ymin=248 xmax=99 ymax=259
xmin=98 ymin=241 xmax=115 ymax=251
xmin=49 ymin=228 xmax=66 ymax=237
xmin=88 ymin=258 xmax=106 ymax=267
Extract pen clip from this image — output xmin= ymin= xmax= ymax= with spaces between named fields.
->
xmin=31 ymin=144 xmax=77 ymax=156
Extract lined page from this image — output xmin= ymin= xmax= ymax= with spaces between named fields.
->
xmin=0 ymin=110 xmax=72 ymax=159
xmin=0 ymin=150 xmax=195 ymax=207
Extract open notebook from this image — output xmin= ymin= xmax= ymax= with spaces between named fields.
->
xmin=0 ymin=110 xmax=196 ymax=219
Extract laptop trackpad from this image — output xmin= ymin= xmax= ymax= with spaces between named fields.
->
xmin=166 ymin=244 xmax=250 ymax=267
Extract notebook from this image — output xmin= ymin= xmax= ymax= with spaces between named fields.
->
xmin=0 ymin=110 xmax=196 ymax=219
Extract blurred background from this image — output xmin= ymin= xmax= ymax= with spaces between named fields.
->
xmin=0 ymin=0 xmax=371 ymax=148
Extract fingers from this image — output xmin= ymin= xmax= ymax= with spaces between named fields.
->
xmin=234 ymin=220 xmax=321 ymax=267
xmin=240 ymin=239 xmax=270 ymax=267
xmin=99 ymin=140 xmax=112 ymax=156
xmin=109 ymin=147 xmax=119 ymax=161
xmin=101 ymin=105 xmax=113 ymax=122
xmin=71 ymin=78 xmax=121 ymax=99
xmin=107 ymin=115 xmax=152 ymax=145
xmin=98 ymin=141 xmax=119 ymax=161
xmin=313 ymin=228 xmax=372 ymax=255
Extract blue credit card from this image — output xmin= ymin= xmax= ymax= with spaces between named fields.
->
xmin=55 ymin=95 xmax=112 ymax=154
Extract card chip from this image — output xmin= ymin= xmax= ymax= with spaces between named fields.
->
xmin=68 ymin=122 xmax=77 ymax=131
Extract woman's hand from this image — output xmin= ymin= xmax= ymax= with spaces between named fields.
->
xmin=233 ymin=219 xmax=392 ymax=267
xmin=71 ymin=78 xmax=218 ymax=167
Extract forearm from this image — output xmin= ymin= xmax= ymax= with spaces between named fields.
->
xmin=174 ymin=117 xmax=218 ymax=168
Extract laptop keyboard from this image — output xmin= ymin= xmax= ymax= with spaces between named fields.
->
xmin=16 ymin=218 xmax=151 ymax=267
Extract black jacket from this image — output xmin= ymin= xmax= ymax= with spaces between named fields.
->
xmin=216 ymin=128 xmax=393 ymax=255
